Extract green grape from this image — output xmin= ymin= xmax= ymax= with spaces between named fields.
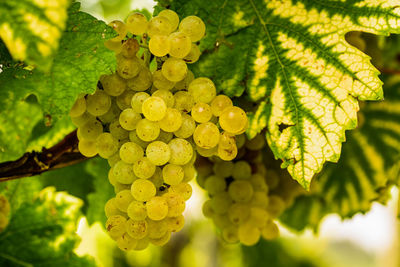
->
xmin=182 ymin=164 xmax=196 ymax=182
xmin=217 ymin=141 xmax=238 ymax=161
xmin=266 ymin=195 xmax=285 ymax=218
xmin=167 ymin=215 xmax=185 ymax=232
xmin=106 ymin=215 xmax=127 ymax=240
xmin=116 ymin=89 xmax=135 ymax=110
xmin=69 ymin=97 xmax=86 ymax=117
xmin=162 ymin=164 xmax=184 ymax=185
xmin=99 ymin=101 xmax=120 ymax=124
xmin=119 ymin=141 xmax=144 ymax=164
xmin=158 ymin=10 xmax=179 ymax=31
xmin=146 ymin=218 xmax=168 ymax=239
xmin=175 ymin=70 xmax=194 ymax=90
xmin=196 ymin=145 xmax=217 ymax=158
xmin=86 ymin=90 xmax=111 ymax=116
xmin=213 ymin=161 xmax=234 ymax=178
xmin=80 ymin=120 xmax=103 ymax=140
xmin=146 ymin=196 xmax=168 ymax=220
xmin=127 ymin=200 xmax=147 ymax=221
xmin=250 ymin=191 xmax=269 ymax=209
xmin=133 ymin=157 xmax=156 ymax=179
xmin=179 ymin=16 xmax=206 ymax=42
xmin=146 ymin=141 xmax=171 ymax=166
xmin=120 ymin=38 xmax=139 ymax=58
xmin=142 ymin=96 xmax=167 ymax=121
xmin=148 ymin=167 xmax=164 ymax=190
xmin=78 ymin=139 xmax=98 ymax=157
xmin=119 ymin=108 xmax=142 ymax=131
xmin=210 ymin=95 xmax=233 ymax=117
xmin=131 ymin=179 xmax=156 ymax=201
xmin=152 ymin=89 xmax=175 ymax=107
xmin=113 ymin=160 xmax=136 ymax=184
xmin=109 ymin=121 xmax=129 ymax=140
xmin=126 ymin=219 xmax=148 ymax=239
xmin=117 ymin=232 xmax=137 ymax=251
xmin=204 ymin=175 xmax=226 ymax=195
xmin=131 ymin=92 xmax=150 ymax=113
xmin=157 ymin=130 xmax=173 ymax=143
xmin=108 ymin=152 xmax=121 ymax=167
xmin=129 ymin=130 xmax=150 ymax=148
xmin=218 ymin=132 xmax=236 ymax=149
xmin=108 ymin=168 xmax=118 ymax=185
xmin=149 ymin=35 xmax=171 ymax=57
xmin=96 ymin=133 xmax=119 ymax=159
xmin=193 ymin=122 xmax=220 ymax=149
xmin=228 ymin=180 xmax=254 ymax=203
xmin=114 ymin=182 xmax=132 ymax=194
xmin=159 ymin=108 xmax=182 ymax=132
xmin=117 ymin=54 xmax=142 ymax=79
xmin=210 ymin=192 xmax=232 ymax=214
xmin=174 ymin=113 xmax=195 ymax=138
xmin=105 ymin=198 xmax=126 ymax=217
xmin=116 ymin=189 xmax=134 ymax=212
xmin=202 ymin=199 xmax=214 ymax=218
xmin=163 ymin=192 xmax=186 ymax=217
xmin=174 ymin=91 xmax=194 ymax=112
xmin=71 ymin=112 xmax=95 ymax=127
xmin=105 ymin=40 xmax=122 ymax=53
xmin=184 ymin=43 xmax=201 ymax=64
xmin=168 ymin=138 xmax=193 ymax=165
xmin=169 ymin=183 xmax=192 ymax=200
xmin=134 ymin=238 xmax=150 ymax=250
xmin=100 ymin=73 xmax=127 ymax=96
xmin=228 ymin=203 xmax=250 ymax=225
xmin=188 ymin=77 xmax=216 ymax=104
xmin=168 ymin=31 xmax=191 ymax=58
xmin=232 ymin=161 xmax=252 ymax=180
xmin=222 ymin=226 xmax=239 ymax=244
xmin=236 ymin=133 xmax=246 ymax=149
xmin=238 ymin=222 xmax=260 ymax=246
xmin=219 ymin=106 xmax=248 ymax=134
xmin=147 ymin=16 xmax=173 ymax=38
xmin=246 ymin=134 xmax=266 ymax=150
xmin=249 ymin=174 xmax=268 ymax=193
xmin=261 ymin=220 xmax=279 ymax=240
xmin=126 ymin=12 xmax=148 ymax=35
xmin=248 ymin=207 xmax=268 ymax=228
xmin=153 ymin=70 xmax=176 ymax=90
xmin=161 ymin=57 xmax=187 ymax=82
xmin=127 ymin=67 xmax=153 ymax=91
xmin=191 ymin=102 xmax=212 ymax=123
xmin=109 ymin=20 xmax=128 ymax=42
xmin=136 ymin=118 xmax=160 ymax=141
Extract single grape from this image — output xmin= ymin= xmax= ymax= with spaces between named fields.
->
xmin=131 ymin=92 xmax=150 ymax=113
xmin=86 ymin=90 xmax=111 ymax=116
xmin=126 ymin=219 xmax=148 ymax=239
xmin=217 ymin=143 xmax=237 ymax=161
xmin=222 ymin=226 xmax=239 ymax=244
xmin=116 ymin=189 xmax=134 ymax=212
xmin=106 ymin=215 xmax=127 ymax=240
xmin=179 ymin=16 xmax=206 ymax=42
xmin=133 ymin=157 xmax=156 ymax=179
xmin=146 ymin=218 xmax=168 ymax=239
xmin=105 ymin=198 xmax=126 ymax=217
xmin=108 ymin=153 xmax=122 ymax=167
xmin=158 ymin=10 xmax=179 ymax=31
xmin=168 ymin=138 xmax=193 ymax=165
xmin=162 ymin=164 xmax=184 ymax=185
xmin=96 ymin=133 xmax=119 ymax=159
xmin=228 ymin=180 xmax=254 ymax=203
xmin=196 ymin=145 xmax=217 ymax=158
xmin=188 ymin=77 xmax=216 ymax=104
xmin=238 ymin=222 xmax=261 ymax=246
xmin=126 ymin=12 xmax=148 ymax=35
xmin=127 ymin=67 xmax=153 ymax=91
xmin=117 ymin=89 xmax=135 ymax=110
xmin=249 ymin=174 xmax=269 ymax=193
xmin=117 ymin=232 xmax=138 ymax=251
xmin=99 ymin=101 xmax=120 ymax=124
xmin=158 ymin=108 xmax=182 ymax=132
xmin=127 ymin=200 xmax=147 ymax=221
xmin=204 ymin=175 xmax=226 ymax=195
xmin=210 ymin=95 xmax=233 ymax=117
xmin=152 ymin=90 xmax=175 ymax=107
xmin=105 ymin=40 xmax=122 ymax=53
xmin=131 ymin=179 xmax=156 ymax=202
xmin=119 ymin=141 xmax=144 ymax=164
xmin=71 ymin=112 xmax=95 ymax=127
xmin=174 ymin=113 xmax=196 ymax=138
xmin=116 ymin=55 xmax=142 ymax=79
xmin=184 ymin=43 xmax=201 ymax=64
xmin=193 ymin=122 xmax=220 ymax=149
xmin=169 ymin=183 xmax=192 ymax=200
xmin=100 ymin=73 xmax=127 ymax=97
xmin=167 ymin=215 xmax=185 ymax=232
xmin=78 ymin=139 xmax=98 ymax=157
xmin=135 ymin=118 xmax=160 ymax=142
xmin=191 ymin=102 xmax=212 ymax=123
xmin=175 ymin=70 xmax=194 ymax=90
xmin=265 ymin=195 xmax=285 ymax=218
xmin=146 ymin=196 xmax=168 ymax=220
xmin=163 ymin=192 xmax=186 ymax=217
xmin=119 ymin=108 xmax=142 ymax=131
xmin=109 ymin=20 xmax=128 ymax=42
xmin=120 ymin=38 xmax=139 ymax=58
xmin=149 ymin=35 xmax=171 ymax=57
xmin=261 ymin=220 xmax=280 ymax=240
xmin=213 ymin=161 xmax=234 ymax=178
xmin=182 ymin=164 xmax=196 ymax=182
xmin=161 ymin=58 xmax=187 ymax=82
xmin=168 ymin=31 xmax=191 ymax=58
xmin=142 ymin=96 xmax=167 ymax=121
xmin=219 ymin=106 xmax=248 ymax=134
xmin=210 ymin=192 xmax=232 ymax=214
xmin=147 ymin=16 xmax=173 ymax=37
xmin=153 ymin=70 xmax=176 ymax=90
xmin=229 ymin=203 xmax=250 ymax=225
xmin=109 ymin=120 xmax=129 ymax=140
xmin=79 ymin=120 xmax=103 ymax=140
xmin=113 ymin=160 xmax=136 ymax=184
xmin=250 ymin=191 xmax=269 ymax=209
xmin=174 ymin=91 xmax=194 ymax=112
xmin=69 ymin=97 xmax=86 ymax=117
xmin=248 ymin=207 xmax=268 ymax=228
xmin=129 ymin=130 xmax=150 ymax=148
xmin=146 ymin=141 xmax=171 ymax=166
xmin=157 ymin=130 xmax=173 ymax=143
xmin=232 ymin=161 xmax=252 ymax=180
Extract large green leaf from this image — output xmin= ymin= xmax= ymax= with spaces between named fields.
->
xmin=159 ymin=0 xmax=400 ymax=188
xmin=281 ymin=74 xmax=400 ymax=230
xmin=0 ymin=186 xmax=95 ymax=266
xmin=0 ymin=0 xmax=70 ymax=70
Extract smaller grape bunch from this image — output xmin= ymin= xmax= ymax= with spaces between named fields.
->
xmin=0 ymin=195 xmax=10 ymax=233
xmin=196 ymin=134 xmax=293 ymax=246
xmin=69 ymin=9 xmax=248 ymax=251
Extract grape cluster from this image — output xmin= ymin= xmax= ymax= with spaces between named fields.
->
xmin=0 ymin=195 xmax=10 ymax=232
xmin=197 ymin=134 xmax=286 ymax=246
xmin=69 ymin=10 xmax=248 ymax=250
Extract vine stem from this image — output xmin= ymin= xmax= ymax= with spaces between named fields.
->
xmin=0 ymin=130 xmax=87 ymax=182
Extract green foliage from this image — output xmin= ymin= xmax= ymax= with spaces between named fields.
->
xmin=0 ymin=0 xmax=70 ymax=71
xmin=158 ymin=0 xmax=400 ymax=188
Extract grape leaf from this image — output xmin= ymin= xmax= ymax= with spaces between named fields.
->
xmin=160 ymin=0 xmax=400 ymax=188
xmin=0 ymin=0 xmax=70 ymax=71
xmin=0 ymin=187 xmax=95 ymax=266
xmin=281 ymin=74 xmax=400 ymax=230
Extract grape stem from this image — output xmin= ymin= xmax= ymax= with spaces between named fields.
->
xmin=0 ymin=130 xmax=87 ymax=182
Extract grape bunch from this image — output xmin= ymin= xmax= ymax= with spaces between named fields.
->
xmin=196 ymin=134 xmax=288 ymax=246
xmin=69 ymin=9 xmax=248 ymax=251
xmin=0 ymin=195 xmax=10 ymax=232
